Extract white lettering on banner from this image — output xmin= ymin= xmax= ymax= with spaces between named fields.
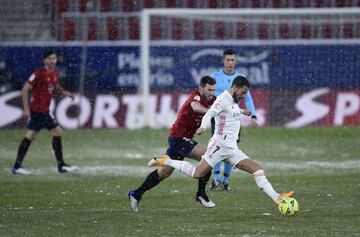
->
xmin=122 ymin=95 xmax=145 ymax=129
xmin=92 ymin=95 xmax=120 ymax=128
xmin=56 ymin=95 xmax=91 ymax=129
xmin=334 ymin=93 xmax=360 ymax=125
xmin=190 ymin=67 xmax=218 ymax=84
xmin=190 ymin=48 xmax=271 ymax=85
xmin=149 ymin=71 xmax=174 ymax=86
xmin=118 ymin=73 xmax=139 ymax=86
xmin=238 ymin=62 xmax=270 ymax=84
xmin=286 ymin=88 xmax=330 ymax=128
xmin=2 ymin=90 xmax=360 ymax=129
xmin=117 ymin=72 xmax=174 ymax=87
xmin=178 ymin=94 xmax=188 ymax=109
xmin=190 ymin=49 xmax=271 ymax=64
xmin=0 ymin=91 xmax=22 ymax=126
xmin=118 ymin=53 xmax=139 ymax=69
xmin=150 ymin=57 xmax=174 ymax=69
xmin=117 ymin=53 xmax=174 ymax=87
xmin=118 ymin=53 xmax=174 ymax=70
xmin=123 ymin=94 xmax=177 ymax=129
xmin=149 ymin=94 xmax=177 ymax=128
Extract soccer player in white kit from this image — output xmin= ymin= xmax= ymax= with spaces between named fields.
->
xmin=148 ymin=76 xmax=294 ymax=204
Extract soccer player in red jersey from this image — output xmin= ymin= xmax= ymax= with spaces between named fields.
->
xmin=128 ymin=76 xmax=217 ymax=212
xmin=12 ymin=50 xmax=77 ymax=175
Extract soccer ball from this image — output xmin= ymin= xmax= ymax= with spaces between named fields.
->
xmin=278 ymin=197 xmax=299 ymax=216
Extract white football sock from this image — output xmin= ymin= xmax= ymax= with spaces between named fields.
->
xmin=253 ymin=170 xmax=279 ymax=201
xmin=164 ymin=160 xmax=196 ymax=178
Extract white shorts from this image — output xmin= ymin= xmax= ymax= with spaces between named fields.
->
xmin=203 ymin=138 xmax=249 ymax=168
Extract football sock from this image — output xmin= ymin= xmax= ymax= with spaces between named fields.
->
xmin=213 ymin=162 xmax=221 ymax=182
xmin=52 ymin=136 xmax=65 ymax=166
xmin=197 ymin=170 xmax=211 ymax=196
xmin=165 ymin=159 xmax=196 ymax=178
xmin=134 ymin=169 xmax=161 ymax=198
xmin=253 ymin=169 xmax=279 ymax=201
xmin=223 ymin=162 xmax=233 ymax=184
xmin=14 ymin=137 xmax=32 ymax=169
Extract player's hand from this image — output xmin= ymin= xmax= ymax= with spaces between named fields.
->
xmin=250 ymin=117 xmax=258 ymax=127
xmin=196 ymin=127 xmax=206 ymax=135
xmin=23 ymin=108 xmax=30 ymax=121
xmin=242 ymin=109 xmax=251 ymax=116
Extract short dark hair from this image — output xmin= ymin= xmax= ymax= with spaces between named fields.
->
xmin=200 ymin=76 xmax=216 ymax=87
xmin=43 ymin=50 xmax=57 ymax=59
xmin=223 ymin=49 xmax=236 ymax=58
xmin=231 ymin=76 xmax=250 ymax=88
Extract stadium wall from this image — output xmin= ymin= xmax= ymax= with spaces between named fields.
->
xmin=0 ymin=42 xmax=359 ymax=128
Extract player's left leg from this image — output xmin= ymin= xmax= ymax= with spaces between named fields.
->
xmin=210 ymin=162 xmax=222 ymax=190
xmin=188 ymin=144 xmax=215 ymax=208
xmin=234 ymin=153 xmax=294 ymax=204
xmin=222 ymin=162 xmax=233 ymax=190
xmin=129 ymin=166 xmax=174 ymax=212
xmin=50 ymin=126 xmax=77 ymax=173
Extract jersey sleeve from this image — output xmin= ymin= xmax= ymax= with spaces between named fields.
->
xmin=190 ymin=93 xmax=201 ymax=104
xmin=200 ymin=97 xmax=224 ymax=129
xmin=27 ymin=71 xmax=38 ymax=86
xmin=244 ymin=90 xmax=257 ymax=117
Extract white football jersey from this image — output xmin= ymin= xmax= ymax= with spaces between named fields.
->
xmin=201 ymin=90 xmax=244 ymax=148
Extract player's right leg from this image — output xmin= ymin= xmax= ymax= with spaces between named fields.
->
xmin=12 ymin=114 xmax=40 ymax=175
xmin=209 ymin=118 xmax=221 ymax=190
xmin=128 ymin=137 xmax=182 ymax=212
xmin=148 ymin=138 xmax=222 ymax=179
xmin=12 ymin=130 xmax=37 ymax=175
xmin=187 ymin=144 xmax=215 ymax=208
xmin=149 ymin=156 xmax=212 ymax=179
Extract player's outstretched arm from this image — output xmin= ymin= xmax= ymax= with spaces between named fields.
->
xmin=190 ymin=101 xmax=208 ymax=114
xmin=197 ymin=99 xmax=224 ymax=135
xmin=22 ymin=82 xmax=32 ymax=119
xmin=56 ymin=85 xmax=75 ymax=101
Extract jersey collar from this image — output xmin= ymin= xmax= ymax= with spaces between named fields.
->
xmin=222 ymin=69 xmax=236 ymax=76
xmin=224 ymin=90 xmax=235 ymax=104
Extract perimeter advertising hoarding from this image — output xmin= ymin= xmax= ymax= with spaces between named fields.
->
xmin=1 ymin=89 xmax=359 ymax=129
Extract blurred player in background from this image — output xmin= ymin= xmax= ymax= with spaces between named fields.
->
xmin=210 ymin=49 xmax=258 ymax=191
xmin=12 ymin=50 xmax=77 ymax=175
xmin=148 ymin=76 xmax=294 ymax=205
xmin=128 ymin=76 xmax=217 ymax=212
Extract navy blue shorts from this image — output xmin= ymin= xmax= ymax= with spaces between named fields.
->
xmin=166 ymin=137 xmax=198 ymax=160
xmin=27 ymin=112 xmax=58 ymax=131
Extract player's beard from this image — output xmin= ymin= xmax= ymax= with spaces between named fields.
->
xmin=232 ymin=92 xmax=241 ymax=103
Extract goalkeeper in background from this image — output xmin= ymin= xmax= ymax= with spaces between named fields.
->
xmin=209 ymin=49 xmax=258 ymax=191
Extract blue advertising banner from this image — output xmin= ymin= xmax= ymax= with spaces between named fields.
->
xmin=0 ymin=44 xmax=359 ymax=91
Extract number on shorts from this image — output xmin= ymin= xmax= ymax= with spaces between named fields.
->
xmin=213 ymin=146 xmax=220 ymax=154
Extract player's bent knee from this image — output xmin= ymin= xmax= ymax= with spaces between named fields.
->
xmin=26 ymin=131 xmax=37 ymax=140
xmin=52 ymin=127 xmax=63 ymax=136
xmin=236 ymin=159 xmax=263 ymax=174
